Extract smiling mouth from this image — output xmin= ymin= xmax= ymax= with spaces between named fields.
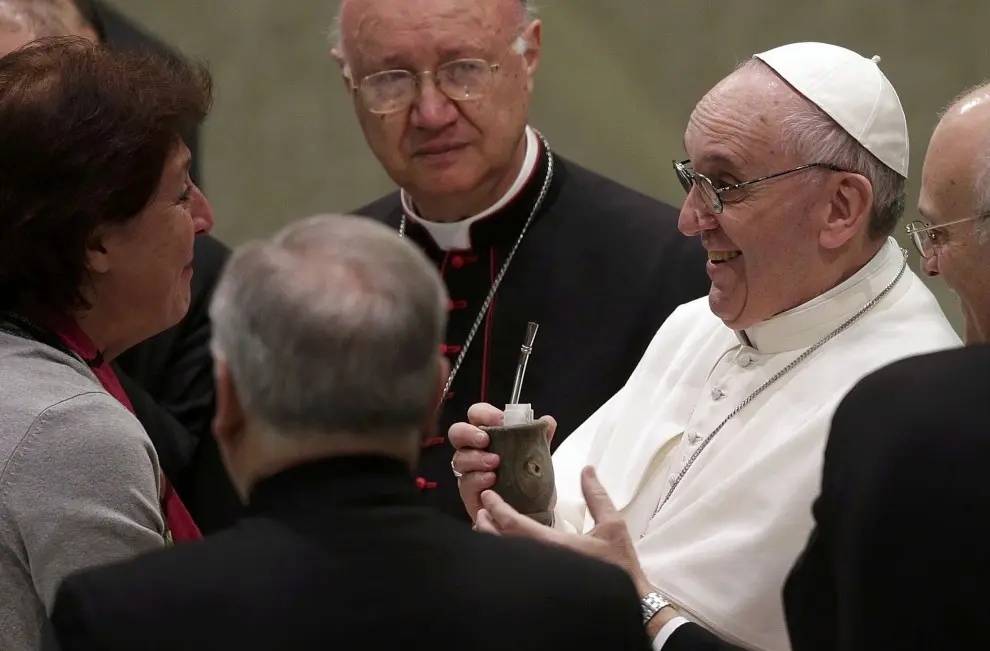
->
xmin=708 ymin=250 xmax=742 ymax=263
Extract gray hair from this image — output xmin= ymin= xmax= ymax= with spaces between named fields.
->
xmin=328 ymin=0 xmax=539 ymax=62
xmin=208 ymin=213 xmax=449 ymax=439
xmin=740 ymin=59 xmax=906 ymax=240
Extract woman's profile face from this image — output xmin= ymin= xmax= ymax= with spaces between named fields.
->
xmin=95 ymin=142 xmax=215 ymax=342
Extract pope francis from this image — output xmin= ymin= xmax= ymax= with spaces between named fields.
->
xmin=450 ymin=41 xmax=961 ymax=651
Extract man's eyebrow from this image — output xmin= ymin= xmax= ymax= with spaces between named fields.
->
xmin=693 ymin=153 xmax=744 ymax=175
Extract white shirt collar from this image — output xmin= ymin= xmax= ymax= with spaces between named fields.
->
xmin=400 ymin=126 xmax=540 ymax=251
xmin=739 ymin=237 xmax=907 ymax=353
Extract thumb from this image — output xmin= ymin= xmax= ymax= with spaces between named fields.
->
xmin=581 ymin=465 xmax=618 ymax=524
xmin=538 ymin=414 xmax=557 ymax=445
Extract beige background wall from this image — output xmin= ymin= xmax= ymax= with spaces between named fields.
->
xmin=107 ymin=0 xmax=989 ymax=332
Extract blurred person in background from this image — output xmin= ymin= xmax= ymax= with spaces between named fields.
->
xmin=0 ymin=36 xmax=213 ymax=650
xmin=0 ymin=0 xmax=240 ymax=534
xmin=47 ymin=214 xmax=652 ymax=651
xmin=331 ymin=0 xmax=710 ymax=523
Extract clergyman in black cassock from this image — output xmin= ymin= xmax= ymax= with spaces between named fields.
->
xmin=356 ymin=130 xmax=710 ymax=520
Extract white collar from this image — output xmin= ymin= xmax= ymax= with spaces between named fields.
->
xmin=738 ymin=237 xmax=907 ymax=353
xmin=400 ymin=126 xmax=540 ymax=251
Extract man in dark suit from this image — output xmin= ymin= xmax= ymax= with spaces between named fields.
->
xmin=773 ymin=344 xmax=990 ymax=650
xmin=47 ymin=214 xmax=652 ymax=651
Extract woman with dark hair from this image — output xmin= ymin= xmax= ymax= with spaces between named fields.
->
xmin=0 ymin=36 xmax=214 ymax=650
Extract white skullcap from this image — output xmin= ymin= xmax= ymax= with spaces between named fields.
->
xmin=753 ymin=41 xmax=909 ymax=178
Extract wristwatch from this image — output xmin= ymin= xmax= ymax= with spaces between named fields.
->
xmin=640 ymin=591 xmax=672 ymax=625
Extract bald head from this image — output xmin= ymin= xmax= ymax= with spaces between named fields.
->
xmin=917 ymin=81 xmax=990 ymax=343
xmin=922 ymin=81 xmax=990 ymax=222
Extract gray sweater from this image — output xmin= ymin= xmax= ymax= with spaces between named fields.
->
xmin=0 ymin=331 xmax=165 ymax=651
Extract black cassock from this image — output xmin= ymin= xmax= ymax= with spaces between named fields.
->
xmin=357 ymin=138 xmax=711 ymax=521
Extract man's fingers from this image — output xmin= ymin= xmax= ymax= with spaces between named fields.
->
xmin=581 ymin=465 xmax=619 ymax=524
xmin=458 ymin=471 xmax=497 ymax=520
xmin=448 ymin=421 xmax=490 ymax=451
xmin=467 ymin=402 xmax=504 ymax=428
xmin=451 ymin=449 xmax=499 ymax=475
xmin=481 ymin=490 xmax=558 ymax=542
xmin=474 ymin=508 xmax=501 ymax=535
xmin=538 ymin=415 xmax=557 ymax=444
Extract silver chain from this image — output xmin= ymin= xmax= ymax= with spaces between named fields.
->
xmin=642 ymin=248 xmax=909 ymax=533
xmin=399 ymin=133 xmax=555 ymax=410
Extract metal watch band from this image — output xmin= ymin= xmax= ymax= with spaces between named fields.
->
xmin=640 ymin=591 xmax=671 ymax=625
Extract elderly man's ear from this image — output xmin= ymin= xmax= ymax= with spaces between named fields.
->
xmin=329 ymin=48 xmax=354 ymax=94
xmin=212 ymin=358 xmax=246 ymax=450
xmin=819 ymin=172 xmax=874 ymax=250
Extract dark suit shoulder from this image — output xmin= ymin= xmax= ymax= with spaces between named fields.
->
xmin=53 ymin=512 xmax=648 ymax=650
xmin=438 ymin=523 xmax=649 ymax=645
xmin=559 ymin=158 xmax=680 ymax=217
xmin=352 ymin=192 xmax=401 ymax=222
xmin=826 ymin=343 xmax=976 ymax=465
xmin=552 ymin=158 xmax=705 ymax=265
xmin=812 ymin=343 xmax=990 ymax=650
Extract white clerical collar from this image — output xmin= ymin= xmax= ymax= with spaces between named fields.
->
xmin=738 ymin=237 xmax=907 ymax=354
xmin=400 ymin=126 xmax=540 ymax=251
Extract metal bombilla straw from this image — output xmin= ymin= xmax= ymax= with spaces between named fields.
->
xmin=504 ymin=322 xmax=539 ymax=426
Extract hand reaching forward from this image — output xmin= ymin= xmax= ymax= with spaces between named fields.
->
xmin=475 ymin=465 xmax=651 ymax=595
xmin=449 ymin=402 xmax=556 ymax=522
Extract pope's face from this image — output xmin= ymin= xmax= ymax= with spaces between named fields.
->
xmin=678 ymin=67 xmax=843 ymax=331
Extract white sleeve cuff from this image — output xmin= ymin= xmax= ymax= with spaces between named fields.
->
xmin=652 ymin=615 xmax=689 ymax=650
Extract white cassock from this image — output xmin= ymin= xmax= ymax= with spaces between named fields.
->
xmin=550 ymin=238 xmax=960 ymax=651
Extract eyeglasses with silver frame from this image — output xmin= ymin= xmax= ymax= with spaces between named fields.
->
xmin=672 ymin=159 xmax=845 ymax=215
xmin=905 ymin=213 xmax=990 ymax=259
xmin=350 ymin=39 xmax=521 ymax=115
